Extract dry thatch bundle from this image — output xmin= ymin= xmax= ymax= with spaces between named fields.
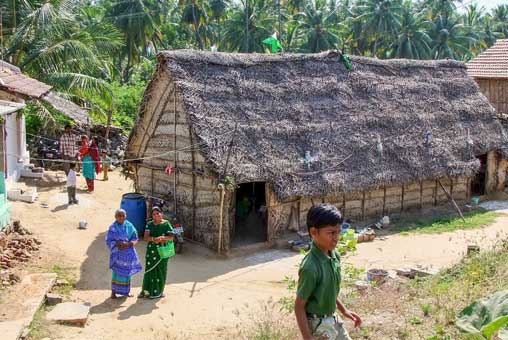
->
xmin=134 ymin=50 xmax=508 ymax=200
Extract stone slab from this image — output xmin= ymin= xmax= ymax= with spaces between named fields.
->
xmin=0 ymin=273 xmax=57 ymax=340
xmin=0 ymin=320 xmax=26 ymax=340
xmin=46 ymin=302 xmax=91 ymax=327
xmin=45 ymin=293 xmax=63 ymax=306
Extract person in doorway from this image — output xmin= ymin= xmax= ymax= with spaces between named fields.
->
xmin=101 ymin=151 xmax=111 ymax=181
xmin=66 ymin=163 xmax=78 ymax=205
xmin=139 ymin=206 xmax=174 ymax=299
xmin=59 ymin=124 xmax=78 ymax=175
xmin=295 ymin=204 xmax=362 ymax=340
xmin=236 ymin=196 xmax=250 ymax=220
xmin=105 ymin=209 xmax=142 ymax=298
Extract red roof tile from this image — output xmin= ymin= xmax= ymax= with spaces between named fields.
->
xmin=467 ymin=39 xmax=508 ymax=79
xmin=0 ymin=61 xmax=52 ymax=98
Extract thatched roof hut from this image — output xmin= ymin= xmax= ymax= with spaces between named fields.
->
xmin=127 ymin=50 xmax=508 ymax=252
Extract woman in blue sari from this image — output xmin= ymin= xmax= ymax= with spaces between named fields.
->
xmin=105 ymin=209 xmax=142 ymax=298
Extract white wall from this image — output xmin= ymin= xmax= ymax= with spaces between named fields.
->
xmin=4 ymin=112 xmax=28 ymax=184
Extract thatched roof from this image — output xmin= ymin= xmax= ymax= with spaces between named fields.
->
xmin=135 ymin=50 xmax=508 ymax=199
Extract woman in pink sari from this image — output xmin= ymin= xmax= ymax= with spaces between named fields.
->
xmin=79 ymin=136 xmax=102 ymax=192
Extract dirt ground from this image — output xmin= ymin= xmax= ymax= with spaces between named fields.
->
xmin=5 ymin=170 xmax=508 ymax=339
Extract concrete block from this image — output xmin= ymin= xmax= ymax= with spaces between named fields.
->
xmin=45 ymin=293 xmax=63 ymax=306
xmin=46 ymin=302 xmax=90 ymax=327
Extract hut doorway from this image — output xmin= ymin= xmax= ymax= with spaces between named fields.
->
xmin=471 ymin=154 xmax=488 ymax=196
xmin=231 ymin=182 xmax=267 ymax=247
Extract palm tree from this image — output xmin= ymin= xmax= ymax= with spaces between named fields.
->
xmin=294 ymin=0 xmax=342 ymax=53
xmin=5 ymin=0 xmax=122 ymax=131
xmin=209 ymin=0 xmax=229 ymax=49
xmin=180 ymin=0 xmax=208 ymax=49
xmin=222 ymin=0 xmax=276 ymax=53
xmin=390 ymin=4 xmax=431 ymax=59
xmin=419 ymin=0 xmax=456 ymax=19
xmin=480 ymin=15 xmax=501 ymax=48
xmin=429 ymin=15 xmax=476 ymax=60
xmin=492 ymin=4 xmax=508 ymax=38
xmin=355 ymin=0 xmax=402 ymax=57
xmin=105 ymin=0 xmax=162 ymax=82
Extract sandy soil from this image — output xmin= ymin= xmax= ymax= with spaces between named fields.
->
xmin=6 ymin=170 xmax=508 ymax=339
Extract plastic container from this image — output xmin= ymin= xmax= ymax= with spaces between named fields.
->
xmin=472 ymin=197 xmax=480 ymax=205
xmin=120 ymin=193 xmax=147 ymax=236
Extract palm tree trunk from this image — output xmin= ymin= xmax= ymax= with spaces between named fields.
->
xmin=192 ymin=4 xmax=204 ymax=50
xmin=373 ymin=37 xmax=379 ymax=57
xmin=244 ymin=0 xmax=249 ymax=52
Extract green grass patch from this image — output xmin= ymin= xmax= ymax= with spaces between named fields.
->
xmin=27 ymin=306 xmax=51 ymax=340
xmin=411 ymin=240 xmax=508 ymax=338
xmin=51 ymin=264 xmax=77 ymax=296
xmin=392 ymin=210 xmax=503 ymax=234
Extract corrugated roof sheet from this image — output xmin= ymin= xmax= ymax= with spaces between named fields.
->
xmin=467 ymin=39 xmax=508 ymax=79
xmin=0 ymin=61 xmax=52 ymax=98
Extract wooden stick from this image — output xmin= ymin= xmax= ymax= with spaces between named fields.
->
xmin=218 ymin=184 xmax=225 ymax=254
xmin=437 ymin=179 xmax=466 ymax=222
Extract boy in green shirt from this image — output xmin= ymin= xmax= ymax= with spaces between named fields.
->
xmin=295 ymin=204 xmax=362 ymax=340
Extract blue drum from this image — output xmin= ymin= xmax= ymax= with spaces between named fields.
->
xmin=120 ymin=193 xmax=147 ymax=236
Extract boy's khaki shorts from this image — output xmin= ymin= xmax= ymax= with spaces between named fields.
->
xmin=308 ymin=315 xmax=352 ymax=340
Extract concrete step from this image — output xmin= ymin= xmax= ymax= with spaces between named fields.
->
xmin=0 ymin=273 xmax=57 ymax=340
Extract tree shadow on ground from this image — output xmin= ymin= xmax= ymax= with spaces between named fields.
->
xmin=76 ymin=230 xmax=296 ymax=292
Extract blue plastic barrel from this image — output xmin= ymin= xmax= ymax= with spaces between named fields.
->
xmin=120 ymin=193 xmax=147 ymax=236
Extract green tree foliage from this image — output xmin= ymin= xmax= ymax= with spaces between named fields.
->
xmin=1 ymin=0 xmax=508 ymax=130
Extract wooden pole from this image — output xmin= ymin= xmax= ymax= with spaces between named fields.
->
xmin=401 ymin=185 xmax=405 ymax=212
xmin=438 ymin=179 xmax=466 ymax=222
xmin=218 ymin=184 xmax=225 ymax=254
xmin=361 ymin=191 xmax=366 ymax=220
xmin=189 ymin=126 xmax=197 ymax=241
xmin=380 ymin=186 xmax=386 ymax=215
xmin=151 ymin=168 xmax=154 ymax=196
xmin=173 ymin=83 xmax=178 ymax=214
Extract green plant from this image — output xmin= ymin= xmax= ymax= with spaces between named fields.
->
xmin=278 ymin=275 xmax=296 ymax=314
xmin=421 ymin=303 xmax=432 ymax=317
xmin=51 ymin=265 xmax=77 ymax=296
xmin=410 ymin=316 xmax=423 ymax=325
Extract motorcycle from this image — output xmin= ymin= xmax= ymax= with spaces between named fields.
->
xmin=172 ymin=221 xmax=185 ymax=254
xmin=36 ymin=140 xmax=61 ymax=170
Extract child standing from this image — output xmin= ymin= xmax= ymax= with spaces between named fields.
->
xmin=67 ymin=163 xmax=78 ymax=205
xmin=295 ymin=204 xmax=362 ymax=340
xmin=101 ymin=151 xmax=111 ymax=181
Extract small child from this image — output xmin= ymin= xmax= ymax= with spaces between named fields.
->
xmin=295 ymin=204 xmax=362 ymax=340
xmin=101 ymin=151 xmax=111 ymax=181
xmin=67 ymin=163 xmax=78 ymax=205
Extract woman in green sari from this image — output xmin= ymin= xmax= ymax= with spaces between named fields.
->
xmin=139 ymin=206 xmax=174 ymax=299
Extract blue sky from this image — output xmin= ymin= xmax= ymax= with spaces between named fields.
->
xmin=479 ymin=0 xmax=506 ymax=10
xmin=461 ymin=0 xmax=506 ymax=11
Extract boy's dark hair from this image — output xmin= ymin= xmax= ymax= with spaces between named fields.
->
xmin=69 ymin=163 xmax=76 ymax=169
xmin=306 ymin=204 xmax=343 ymax=232
xmin=64 ymin=124 xmax=72 ymax=130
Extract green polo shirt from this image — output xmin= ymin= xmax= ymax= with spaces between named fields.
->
xmin=296 ymin=242 xmax=341 ymax=316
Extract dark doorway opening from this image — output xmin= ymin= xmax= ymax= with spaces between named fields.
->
xmin=471 ymin=154 xmax=487 ymax=196
xmin=231 ymin=182 xmax=267 ymax=247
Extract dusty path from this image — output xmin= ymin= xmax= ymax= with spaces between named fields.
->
xmin=8 ymin=171 xmax=508 ymax=339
